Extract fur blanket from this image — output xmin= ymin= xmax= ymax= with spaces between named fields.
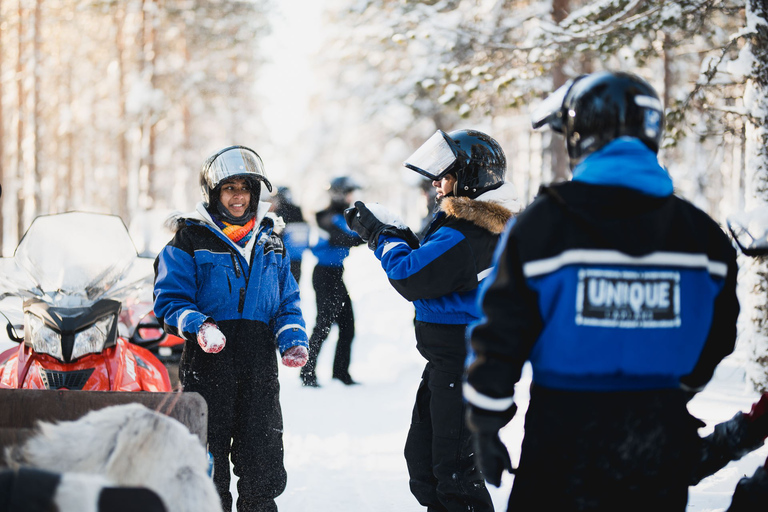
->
xmin=5 ymin=403 xmax=221 ymax=512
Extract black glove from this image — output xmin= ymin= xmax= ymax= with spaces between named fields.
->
xmin=472 ymin=432 xmax=512 ymax=487
xmin=344 ymin=201 xmax=385 ymax=248
xmin=466 ymin=402 xmax=517 ymax=487
xmin=344 ymin=201 xmax=420 ymax=251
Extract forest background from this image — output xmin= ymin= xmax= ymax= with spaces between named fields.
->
xmin=2 ymin=0 xmax=768 ymax=389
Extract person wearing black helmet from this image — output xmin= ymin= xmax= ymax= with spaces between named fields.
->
xmin=345 ymin=129 xmax=521 ymax=512
xmin=300 ymin=176 xmax=365 ymax=387
xmin=464 ymin=71 xmax=740 ymax=511
xmin=153 ymin=145 xmax=309 ymax=512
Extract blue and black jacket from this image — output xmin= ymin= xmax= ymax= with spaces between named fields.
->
xmin=311 ymin=202 xmax=364 ymax=268
xmin=465 ymin=138 xmax=739 ymax=415
xmin=374 ymin=182 xmax=519 ymax=325
xmin=274 ymin=201 xmax=309 ymax=264
xmin=153 ymin=202 xmax=308 ymax=360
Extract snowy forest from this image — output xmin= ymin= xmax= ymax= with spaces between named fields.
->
xmin=2 ymin=0 xmax=768 ymax=389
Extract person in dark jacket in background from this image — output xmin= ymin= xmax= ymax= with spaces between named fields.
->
xmin=300 ymin=176 xmax=364 ymax=387
xmin=272 ymin=186 xmax=310 ymax=283
xmin=464 ymin=71 xmax=740 ymax=512
xmin=153 ymin=146 xmax=309 ymax=512
xmin=346 ymin=129 xmax=520 ymax=512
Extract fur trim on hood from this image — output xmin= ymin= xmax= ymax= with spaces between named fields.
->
xmin=440 ymin=182 xmax=520 ymax=235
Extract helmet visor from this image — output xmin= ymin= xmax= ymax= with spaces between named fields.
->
xmin=530 ymin=80 xmax=576 ymax=132
xmin=203 ymin=147 xmax=272 ymax=193
xmin=403 ymin=130 xmax=458 ymax=181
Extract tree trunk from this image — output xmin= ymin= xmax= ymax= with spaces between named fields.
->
xmin=16 ymin=0 xmax=25 ymax=240
xmin=0 ymin=0 xmax=6 ymax=254
xmin=742 ymin=0 xmax=768 ymax=392
xmin=549 ymin=0 xmax=569 ymax=182
xmin=32 ymin=0 xmax=41 ymax=215
xmin=115 ymin=1 xmax=129 ymax=221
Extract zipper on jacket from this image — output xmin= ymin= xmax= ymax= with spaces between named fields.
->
xmin=230 ymin=253 xmax=241 ymax=278
xmin=238 ymin=288 xmax=246 ymax=314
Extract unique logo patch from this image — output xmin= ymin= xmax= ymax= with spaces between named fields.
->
xmin=575 ymin=269 xmax=680 ymax=328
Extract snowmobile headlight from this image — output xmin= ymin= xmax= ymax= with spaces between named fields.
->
xmin=27 ymin=312 xmax=63 ymax=361
xmin=71 ymin=315 xmax=114 ymax=360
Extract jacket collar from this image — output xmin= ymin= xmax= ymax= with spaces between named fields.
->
xmin=571 ymin=137 xmax=673 ymax=197
xmin=439 ymin=182 xmax=519 ymax=235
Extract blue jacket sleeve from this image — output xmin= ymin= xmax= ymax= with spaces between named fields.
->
xmin=153 ymin=244 xmax=210 ymax=341
xmin=273 ymin=249 xmax=309 ymax=353
xmin=374 ymin=226 xmax=478 ymax=302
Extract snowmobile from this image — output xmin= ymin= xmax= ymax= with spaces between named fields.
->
xmin=0 ymin=212 xmax=171 ymax=391
xmin=127 ymin=308 xmax=184 ymax=388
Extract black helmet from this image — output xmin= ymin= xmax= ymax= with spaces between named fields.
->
xmin=531 ymin=71 xmax=664 ymax=167
xmin=276 ymin=186 xmax=293 ymax=203
xmin=403 ymin=129 xmax=506 ymax=199
xmin=328 ymin=176 xmax=362 ymax=195
xmin=200 ymin=145 xmax=272 ymax=222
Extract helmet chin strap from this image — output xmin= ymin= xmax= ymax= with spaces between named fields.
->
xmin=215 ymin=202 xmax=256 ymax=225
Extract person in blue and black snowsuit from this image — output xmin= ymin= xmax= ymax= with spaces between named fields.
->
xmin=272 ymin=186 xmax=310 ymax=284
xmin=153 ymin=145 xmax=309 ymax=512
xmin=464 ymin=71 xmax=740 ymax=512
xmin=300 ymin=176 xmax=365 ymax=387
xmin=346 ymin=129 xmax=521 ymax=512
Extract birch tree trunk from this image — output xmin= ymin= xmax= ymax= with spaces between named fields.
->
xmin=742 ymin=0 xmax=768 ymax=392
xmin=15 ymin=0 xmax=25 ymax=239
xmin=0 ymin=0 xmax=5 ymax=254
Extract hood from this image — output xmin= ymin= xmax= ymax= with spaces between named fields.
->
xmin=440 ymin=182 xmax=519 ymax=235
xmin=166 ymin=201 xmax=278 ymax=234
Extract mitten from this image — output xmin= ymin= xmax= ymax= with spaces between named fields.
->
xmin=472 ymin=431 xmax=513 ymax=487
xmin=197 ymin=322 xmax=226 ymax=353
xmin=693 ymin=394 xmax=768 ymax=485
xmin=345 ymin=201 xmax=420 ymax=251
xmin=466 ymin=402 xmax=517 ymax=487
xmin=344 ymin=202 xmax=386 ymax=249
xmin=746 ymin=391 xmax=768 ymax=441
xmin=281 ymin=345 xmax=308 ymax=367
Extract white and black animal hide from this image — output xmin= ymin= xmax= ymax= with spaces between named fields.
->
xmin=5 ymin=403 xmax=222 ymax=512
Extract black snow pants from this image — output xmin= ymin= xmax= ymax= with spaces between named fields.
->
xmin=509 ymin=385 xmax=701 ymax=512
xmin=302 ymin=265 xmax=355 ymax=381
xmin=405 ymin=321 xmax=494 ymax=512
xmin=181 ymin=321 xmax=286 ymax=512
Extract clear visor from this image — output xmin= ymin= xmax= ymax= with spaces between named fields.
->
xmin=203 ymin=147 xmax=271 ymax=192
xmin=530 ymin=80 xmax=574 ymax=132
xmin=403 ymin=131 xmax=458 ymax=180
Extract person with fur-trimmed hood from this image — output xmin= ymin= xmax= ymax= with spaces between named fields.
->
xmin=345 ymin=129 xmax=520 ymax=512
xmin=153 ymin=145 xmax=309 ymax=512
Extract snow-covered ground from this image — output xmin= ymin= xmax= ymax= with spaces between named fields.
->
xmin=1 ymin=244 xmax=765 ymax=512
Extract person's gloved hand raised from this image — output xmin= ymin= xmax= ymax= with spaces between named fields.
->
xmin=197 ymin=322 xmax=226 ymax=353
xmin=281 ymin=345 xmax=308 ymax=367
xmin=344 ymin=201 xmax=419 ymax=251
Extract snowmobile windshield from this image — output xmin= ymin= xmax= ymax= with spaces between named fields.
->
xmin=404 ymin=130 xmax=459 ymax=181
xmin=0 ymin=212 xmax=155 ymax=307
xmin=202 ymin=147 xmax=271 ymax=192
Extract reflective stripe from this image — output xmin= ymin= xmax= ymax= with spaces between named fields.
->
xmin=277 ymin=323 xmax=307 ymax=336
xmin=477 ymin=267 xmax=493 ymax=282
xmin=523 ymin=249 xmax=728 ymax=278
xmin=381 ymin=240 xmax=407 ymax=256
xmin=463 ymin=383 xmax=515 ymax=412
xmin=178 ymin=309 xmax=195 ymax=332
